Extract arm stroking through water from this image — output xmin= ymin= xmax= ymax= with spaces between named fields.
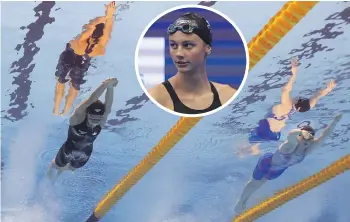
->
xmin=272 ymin=57 xmax=299 ymax=117
xmin=306 ymin=113 xmax=342 ymax=155
xmin=69 ymin=78 xmax=117 ymax=125
xmin=309 ymin=79 xmax=336 ymax=109
xmin=100 ymin=81 xmax=117 ymax=125
xmin=97 ymin=2 xmax=116 ymax=47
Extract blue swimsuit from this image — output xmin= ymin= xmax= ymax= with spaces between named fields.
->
xmin=249 ymin=109 xmax=295 ymax=143
xmin=252 ymin=144 xmax=306 ymax=180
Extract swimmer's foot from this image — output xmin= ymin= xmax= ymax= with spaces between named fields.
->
xmin=47 ymin=166 xmax=55 ymax=180
xmin=60 ymin=110 xmax=68 ymax=116
xmin=54 ymin=169 xmax=64 ymax=181
xmin=234 ymin=199 xmax=247 ymax=214
xmin=47 ymin=167 xmax=60 ymax=182
xmin=54 ymin=81 xmax=65 ymax=115
xmin=60 ymin=106 xmax=73 ymax=116
xmin=53 ymin=108 xmax=60 ymax=116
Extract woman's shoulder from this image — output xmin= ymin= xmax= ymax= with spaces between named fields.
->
xmin=211 ymin=82 xmax=237 ymax=104
xmin=147 ymin=83 xmax=171 ymax=106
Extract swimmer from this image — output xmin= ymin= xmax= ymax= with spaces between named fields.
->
xmin=148 ymin=12 xmax=237 ymax=114
xmin=272 ymin=57 xmax=336 ymax=118
xmin=47 ymin=77 xmax=118 ymax=180
xmin=53 ymin=1 xmax=117 ymax=116
xmin=249 ymin=57 xmax=337 ymax=143
xmin=235 ymin=113 xmax=343 ymax=213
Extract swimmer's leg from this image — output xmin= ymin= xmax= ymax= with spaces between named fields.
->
xmin=47 ymin=160 xmax=72 ymax=181
xmin=235 ymin=153 xmax=273 ymax=213
xmin=61 ymin=82 xmax=79 ymax=116
xmin=47 ymin=159 xmax=58 ymax=180
xmin=69 ymin=146 xmax=92 ymax=171
xmin=61 ymin=67 xmax=87 ymax=116
xmin=47 ymin=144 xmax=71 ymax=181
xmin=53 ymin=81 xmax=66 ymax=116
xmin=250 ymin=143 xmax=261 ymax=156
xmin=235 ymin=177 xmax=268 ymax=213
xmin=53 ymin=53 xmax=70 ymax=115
xmin=69 ymin=164 xmax=77 ymax=172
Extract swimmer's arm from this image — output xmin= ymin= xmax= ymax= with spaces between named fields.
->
xmin=278 ymin=129 xmax=301 ymax=153
xmin=100 ymin=87 xmax=114 ymax=125
xmin=280 ymin=68 xmax=297 ymax=107
xmin=306 ymin=115 xmax=342 ymax=154
xmin=309 ymin=80 xmax=336 ymax=109
xmin=71 ymin=17 xmax=106 ymax=42
xmin=98 ymin=16 xmax=114 ymax=47
xmin=309 ymin=88 xmax=328 ymax=109
xmin=70 ymin=81 xmax=108 ymax=125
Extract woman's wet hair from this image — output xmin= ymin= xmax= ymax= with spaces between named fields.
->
xmin=91 ymin=23 xmax=105 ymax=39
xmin=168 ymin=12 xmax=212 ymax=46
xmin=294 ymin=97 xmax=311 ymax=112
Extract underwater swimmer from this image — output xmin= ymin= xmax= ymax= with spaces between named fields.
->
xmin=236 ymin=113 xmax=343 ymax=213
xmin=47 ymin=78 xmax=118 ymax=180
xmin=249 ymin=58 xmax=337 ymax=142
xmin=148 ymin=12 xmax=237 ymax=115
xmin=53 ymin=1 xmax=117 ymax=116
xmin=271 ymin=57 xmax=336 ymax=124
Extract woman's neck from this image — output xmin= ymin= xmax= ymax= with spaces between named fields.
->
xmin=173 ymin=66 xmax=210 ymax=95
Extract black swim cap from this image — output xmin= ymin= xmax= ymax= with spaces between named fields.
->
xmin=167 ymin=12 xmax=212 ymax=46
xmin=92 ymin=23 xmax=105 ymax=39
xmin=301 ymin=125 xmax=315 ymax=136
xmin=87 ymin=100 xmax=105 ymax=115
xmin=294 ymin=97 xmax=311 ymax=112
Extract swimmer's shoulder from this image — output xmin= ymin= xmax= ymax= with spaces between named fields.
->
xmin=279 ymin=129 xmax=302 ymax=153
xmin=212 ymin=82 xmax=238 ymax=104
xmin=147 ymin=83 xmax=173 ymax=109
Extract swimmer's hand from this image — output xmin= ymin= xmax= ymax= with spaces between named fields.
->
xmin=326 ymin=79 xmax=336 ymax=92
xmin=104 ymin=77 xmax=118 ymax=88
xmin=333 ymin=113 xmax=342 ymax=122
xmin=320 ymin=79 xmax=336 ymax=96
xmin=291 ymin=57 xmax=298 ymax=75
xmin=291 ymin=57 xmax=299 ymax=68
xmin=105 ymin=1 xmax=117 ymax=18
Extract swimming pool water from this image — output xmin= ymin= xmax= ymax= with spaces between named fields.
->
xmin=1 ymin=1 xmax=350 ymax=222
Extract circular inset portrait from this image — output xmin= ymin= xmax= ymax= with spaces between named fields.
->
xmin=135 ymin=5 xmax=249 ymax=117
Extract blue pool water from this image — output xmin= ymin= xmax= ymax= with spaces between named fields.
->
xmin=1 ymin=1 xmax=350 ymax=222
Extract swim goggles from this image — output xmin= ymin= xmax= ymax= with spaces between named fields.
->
xmin=87 ymin=113 xmax=103 ymax=125
xmin=167 ymin=22 xmax=199 ymax=35
xmin=301 ymin=130 xmax=314 ymax=140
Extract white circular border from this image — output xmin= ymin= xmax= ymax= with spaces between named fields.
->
xmin=134 ymin=4 xmax=250 ymax=118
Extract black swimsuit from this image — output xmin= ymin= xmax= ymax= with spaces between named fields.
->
xmin=55 ymin=117 xmax=101 ymax=168
xmin=162 ymin=80 xmax=222 ymax=114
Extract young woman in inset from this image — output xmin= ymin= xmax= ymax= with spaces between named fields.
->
xmin=148 ymin=12 xmax=238 ymax=115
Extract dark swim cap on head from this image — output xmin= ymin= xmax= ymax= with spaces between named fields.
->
xmin=301 ymin=125 xmax=315 ymax=136
xmin=91 ymin=23 xmax=105 ymax=39
xmin=87 ymin=100 xmax=105 ymax=115
xmin=167 ymin=12 xmax=212 ymax=46
xmin=294 ymin=97 xmax=311 ymax=112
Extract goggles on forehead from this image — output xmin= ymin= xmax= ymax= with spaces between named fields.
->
xmin=167 ymin=17 xmax=212 ymax=46
xmin=167 ymin=22 xmax=199 ymax=35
